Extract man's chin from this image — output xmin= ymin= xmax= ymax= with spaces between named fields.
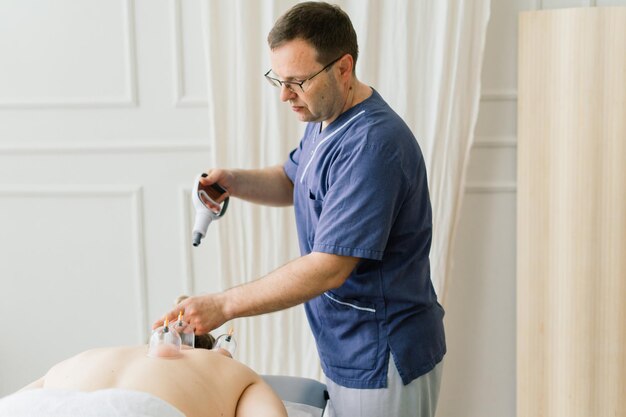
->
xmin=291 ymin=106 xmax=315 ymax=121
xmin=294 ymin=111 xmax=321 ymax=123
xmin=294 ymin=114 xmax=313 ymax=122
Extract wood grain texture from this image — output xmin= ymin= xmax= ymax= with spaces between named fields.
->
xmin=518 ymin=7 xmax=626 ymax=417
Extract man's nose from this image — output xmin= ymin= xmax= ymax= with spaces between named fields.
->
xmin=279 ymin=85 xmax=297 ymax=102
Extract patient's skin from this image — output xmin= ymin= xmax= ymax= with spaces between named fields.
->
xmin=23 ymin=345 xmax=287 ymax=417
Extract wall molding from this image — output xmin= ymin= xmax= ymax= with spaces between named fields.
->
xmin=129 ymin=186 xmax=149 ymax=343
xmin=123 ymin=0 xmax=139 ymax=107
xmin=467 ymin=137 xmax=517 ymax=194
xmin=172 ymin=0 xmax=208 ymax=108
xmin=0 ymin=0 xmax=138 ymax=109
xmin=480 ymin=90 xmax=518 ymax=102
xmin=0 ymin=185 xmax=149 ymax=343
xmin=0 ymin=140 xmax=211 ymax=155
xmin=535 ymin=0 xmax=598 ymax=8
xmin=179 ymin=186 xmax=195 ymax=295
xmin=465 ymin=182 xmax=517 ymax=193
xmin=473 ymin=136 xmax=517 ymax=149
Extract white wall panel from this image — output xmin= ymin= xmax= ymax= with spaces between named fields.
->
xmin=0 ymin=186 xmax=147 ymax=393
xmin=0 ymin=0 xmax=137 ymax=108
xmin=540 ymin=0 xmax=626 ymax=9
xmin=481 ymin=0 xmax=535 ymax=92
xmin=0 ymin=146 xmax=217 ymax=396
xmin=439 ymin=192 xmax=517 ymax=417
xmin=436 ymin=1 xmax=523 ymax=416
xmin=0 ymin=0 xmax=209 ymax=145
xmin=541 ymin=0 xmax=593 ymax=8
xmin=172 ymin=0 xmax=208 ymax=107
xmin=475 ymin=100 xmax=517 ymax=137
xmin=598 ymin=0 xmax=626 ymax=5
xmin=467 ymin=142 xmax=517 ymax=184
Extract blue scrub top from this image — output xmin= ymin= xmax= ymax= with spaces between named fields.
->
xmin=284 ymin=89 xmax=446 ymax=389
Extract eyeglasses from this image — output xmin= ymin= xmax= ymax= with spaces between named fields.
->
xmin=264 ymin=55 xmax=344 ymax=93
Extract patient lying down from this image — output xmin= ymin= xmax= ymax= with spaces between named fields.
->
xmin=0 ymin=333 xmax=287 ymax=417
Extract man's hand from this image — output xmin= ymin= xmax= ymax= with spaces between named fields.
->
xmin=152 ymin=293 xmax=228 ymax=335
xmin=199 ymin=169 xmax=235 ymax=194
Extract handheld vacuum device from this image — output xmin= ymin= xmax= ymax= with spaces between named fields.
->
xmin=192 ymin=173 xmax=229 ymax=247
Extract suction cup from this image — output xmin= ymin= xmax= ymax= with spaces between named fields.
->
xmin=148 ymin=321 xmax=182 ymax=358
xmin=213 ymin=330 xmax=237 ymax=357
xmin=171 ymin=313 xmax=195 ymax=348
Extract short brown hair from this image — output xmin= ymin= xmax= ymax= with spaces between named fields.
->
xmin=194 ymin=333 xmax=215 ymax=350
xmin=268 ymin=2 xmax=359 ymax=70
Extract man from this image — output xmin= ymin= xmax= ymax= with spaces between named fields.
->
xmin=159 ymin=2 xmax=446 ymax=416
xmin=0 ymin=335 xmax=287 ymax=417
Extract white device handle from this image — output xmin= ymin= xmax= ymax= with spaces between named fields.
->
xmin=191 ymin=174 xmax=228 ymax=247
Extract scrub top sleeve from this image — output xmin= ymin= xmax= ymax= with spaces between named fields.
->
xmin=312 ymin=144 xmax=408 ymax=261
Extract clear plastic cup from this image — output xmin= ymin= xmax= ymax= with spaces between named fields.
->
xmin=171 ymin=319 xmax=195 ymax=348
xmin=213 ymin=333 xmax=237 ymax=357
xmin=148 ymin=324 xmax=182 ymax=358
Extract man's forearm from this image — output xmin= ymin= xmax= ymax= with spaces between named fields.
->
xmin=218 ymin=252 xmax=359 ymax=321
xmin=230 ymin=165 xmax=293 ymax=206
xmin=156 ymin=253 xmax=358 ymax=334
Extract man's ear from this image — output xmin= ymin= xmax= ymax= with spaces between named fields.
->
xmin=338 ymin=54 xmax=354 ymax=77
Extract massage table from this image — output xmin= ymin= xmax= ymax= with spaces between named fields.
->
xmin=0 ymin=376 xmax=328 ymax=417
xmin=262 ymin=375 xmax=329 ymax=417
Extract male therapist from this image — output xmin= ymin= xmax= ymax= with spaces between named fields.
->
xmin=158 ymin=2 xmax=446 ymax=416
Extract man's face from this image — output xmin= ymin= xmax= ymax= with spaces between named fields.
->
xmin=268 ymin=39 xmax=345 ymax=126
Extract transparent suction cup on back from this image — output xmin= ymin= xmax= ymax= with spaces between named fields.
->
xmin=148 ymin=318 xmax=182 ymax=358
xmin=171 ymin=312 xmax=195 ymax=348
xmin=213 ymin=328 xmax=237 ymax=357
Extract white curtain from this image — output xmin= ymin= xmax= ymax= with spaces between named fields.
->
xmin=202 ymin=0 xmax=490 ymax=380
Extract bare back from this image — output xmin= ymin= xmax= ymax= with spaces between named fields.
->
xmin=39 ymin=345 xmax=286 ymax=417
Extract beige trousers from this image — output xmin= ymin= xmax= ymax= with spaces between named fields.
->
xmin=325 ymin=357 xmax=443 ymax=417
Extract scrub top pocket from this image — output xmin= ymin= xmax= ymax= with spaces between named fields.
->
xmin=305 ymin=189 xmax=323 ymax=244
xmin=316 ymin=292 xmax=379 ymax=370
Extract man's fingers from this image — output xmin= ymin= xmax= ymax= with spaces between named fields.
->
xmin=151 ymin=310 xmax=178 ymax=329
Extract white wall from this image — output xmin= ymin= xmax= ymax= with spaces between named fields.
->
xmin=2 ymin=1 xmax=625 ymax=416
xmin=0 ymin=0 xmax=221 ymax=394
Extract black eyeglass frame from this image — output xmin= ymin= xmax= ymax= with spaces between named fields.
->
xmin=264 ymin=55 xmax=344 ymax=93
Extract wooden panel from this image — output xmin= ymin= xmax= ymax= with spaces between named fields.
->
xmin=518 ymin=7 xmax=626 ymax=417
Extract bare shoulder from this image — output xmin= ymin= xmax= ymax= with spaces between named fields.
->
xmin=236 ymin=378 xmax=288 ymax=417
xmin=180 ymin=351 xmax=287 ymax=417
